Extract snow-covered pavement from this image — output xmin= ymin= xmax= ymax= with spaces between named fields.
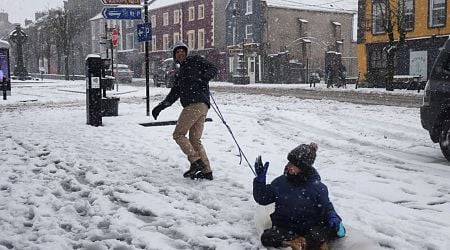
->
xmin=0 ymin=80 xmax=449 ymax=250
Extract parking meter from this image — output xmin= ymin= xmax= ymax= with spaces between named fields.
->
xmin=0 ymin=39 xmax=11 ymax=100
xmin=85 ymin=54 xmax=102 ymax=126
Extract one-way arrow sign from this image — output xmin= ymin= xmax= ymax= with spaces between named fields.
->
xmin=137 ymin=22 xmax=152 ymax=42
xmin=102 ymin=7 xmax=142 ymax=20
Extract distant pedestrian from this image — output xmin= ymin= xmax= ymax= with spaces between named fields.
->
xmin=338 ymin=64 xmax=347 ymax=88
xmin=253 ymin=143 xmax=345 ymax=250
xmin=152 ymin=40 xmax=217 ymax=180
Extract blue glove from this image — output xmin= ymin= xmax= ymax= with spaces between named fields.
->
xmin=337 ymin=222 xmax=346 ymax=238
xmin=254 ymin=155 xmax=269 ymax=183
xmin=328 ymin=213 xmax=346 ymax=237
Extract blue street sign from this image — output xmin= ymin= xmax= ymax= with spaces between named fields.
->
xmin=137 ymin=22 xmax=152 ymax=42
xmin=102 ymin=7 xmax=142 ymax=20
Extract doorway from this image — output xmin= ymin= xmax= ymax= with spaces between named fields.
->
xmin=248 ymin=56 xmax=255 ymax=84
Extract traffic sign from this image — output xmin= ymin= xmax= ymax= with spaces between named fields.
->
xmin=101 ymin=0 xmax=140 ymax=5
xmin=112 ymin=29 xmax=119 ymax=47
xmin=137 ymin=23 xmax=152 ymax=42
xmin=102 ymin=7 xmax=142 ymax=20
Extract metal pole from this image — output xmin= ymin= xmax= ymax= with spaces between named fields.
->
xmin=104 ymin=23 xmax=109 ymax=59
xmin=2 ymin=79 xmax=6 ymax=100
xmin=110 ymin=35 xmax=114 ymax=95
xmin=145 ymin=0 xmax=150 ymax=116
xmin=242 ymin=38 xmax=245 ymax=84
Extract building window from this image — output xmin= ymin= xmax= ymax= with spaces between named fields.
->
xmin=198 ymin=4 xmax=205 ymax=19
xmin=372 ymin=0 xmax=386 ymax=34
xmin=369 ymin=49 xmax=387 ymax=69
xmin=187 ymin=30 xmax=195 ymax=49
xmin=91 ymin=22 xmax=97 ymax=40
xmin=246 ymin=0 xmax=253 ymax=14
xmin=163 ymin=34 xmax=169 ymax=50
xmin=151 ymin=36 xmax=156 ymax=51
xmin=174 ymin=32 xmax=180 ymax=45
xmin=399 ymin=0 xmax=414 ymax=31
xmin=151 ymin=15 xmax=156 ymax=27
xmin=245 ymin=24 xmax=253 ymax=42
xmin=429 ymin=0 xmax=446 ymax=27
xmin=198 ymin=29 xmax=205 ymax=49
xmin=189 ymin=6 xmax=195 ymax=21
xmin=174 ymin=9 xmax=180 ymax=24
xmin=163 ymin=12 xmax=169 ymax=26
xmin=126 ymin=33 xmax=134 ymax=50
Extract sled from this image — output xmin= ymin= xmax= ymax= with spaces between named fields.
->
xmin=254 ymin=204 xmax=383 ymax=250
xmin=139 ymin=117 xmax=212 ymax=127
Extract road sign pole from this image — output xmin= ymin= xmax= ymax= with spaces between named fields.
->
xmin=145 ymin=0 xmax=150 ymax=116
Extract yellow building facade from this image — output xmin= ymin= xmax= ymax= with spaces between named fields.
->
xmin=357 ymin=0 xmax=450 ymax=81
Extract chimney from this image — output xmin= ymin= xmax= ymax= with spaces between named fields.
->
xmin=24 ymin=19 xmax=33 ymax=26
xmin=0 ymin=12 xmax=8 ymax=23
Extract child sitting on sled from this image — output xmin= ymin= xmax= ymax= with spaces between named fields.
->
xmin=253 ymin=142 xmax=345 ymax=250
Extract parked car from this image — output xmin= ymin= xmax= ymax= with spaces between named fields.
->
xmin=420 ymin=37 xmax=450 ymax=161
xmin=114 ymin=64 xmax=133 ymax=83
xmin=153 ymin=58 xmax=176 ymax=88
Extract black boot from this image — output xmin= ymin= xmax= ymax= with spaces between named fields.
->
xmin=191 ymin=171 xmax=213 ymax=180
xmin=183 ymin=159 xmax=206 ymax=178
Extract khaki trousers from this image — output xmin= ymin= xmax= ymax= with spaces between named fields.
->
xmin=173 ymin=102 xmax=211 ymax=172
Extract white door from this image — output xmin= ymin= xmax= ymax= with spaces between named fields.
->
xmin=248 ymin=57 xmax=256 ymax=84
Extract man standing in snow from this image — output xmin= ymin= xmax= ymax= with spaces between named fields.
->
xmin=152 ymin=41 xmax=217 ymax=180
xmin=253 ymin=143 xmax=345 ymax=250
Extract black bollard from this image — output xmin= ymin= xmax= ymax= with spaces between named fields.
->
xmin=86 ymin=55 xmax=102 ymax=126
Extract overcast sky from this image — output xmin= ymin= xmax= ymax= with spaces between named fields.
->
xmin=0 ymin=0 xmax=64 ymax=25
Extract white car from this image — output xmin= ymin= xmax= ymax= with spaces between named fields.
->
xmin=114 ymin=64 xmax=133 ymax=83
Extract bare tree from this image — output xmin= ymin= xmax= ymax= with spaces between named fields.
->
xmin=39 ymin=18 xmax=54 ymax=74
xmin=48 ymin=8 xmax=85 ymax=80
xmin=373 ymin=0 xmax=410 ymax=90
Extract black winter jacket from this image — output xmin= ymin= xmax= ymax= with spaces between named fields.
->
xmin=163 ymin=55 xmax=217 ymax=108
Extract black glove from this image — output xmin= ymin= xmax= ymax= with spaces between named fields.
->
xmin=152 ymin=101 xmax=169 ymax=120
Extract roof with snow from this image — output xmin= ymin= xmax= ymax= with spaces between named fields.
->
xmin=262 ymin=0 xmax=357 ymax=14
xmin=90 ymin=12 xmax=103 ymax=21
xmin=148 ymin=0 xmax=191 ymax=10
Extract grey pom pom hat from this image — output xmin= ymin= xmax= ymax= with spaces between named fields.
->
xmin=287 ymin=142 xmax=318 ymax=169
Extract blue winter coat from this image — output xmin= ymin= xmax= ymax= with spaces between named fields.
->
xmin=253 ymin=167 xmax=341 ymax=233
xmin=163 ymin=55 xmax=217 ymax=108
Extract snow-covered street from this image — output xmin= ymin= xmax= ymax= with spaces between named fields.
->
xmin=1 ymin=80 xmax=449 ymax=250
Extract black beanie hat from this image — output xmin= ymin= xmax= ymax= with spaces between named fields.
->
xmin=287 ymin=142 xmax=318 ymax=170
